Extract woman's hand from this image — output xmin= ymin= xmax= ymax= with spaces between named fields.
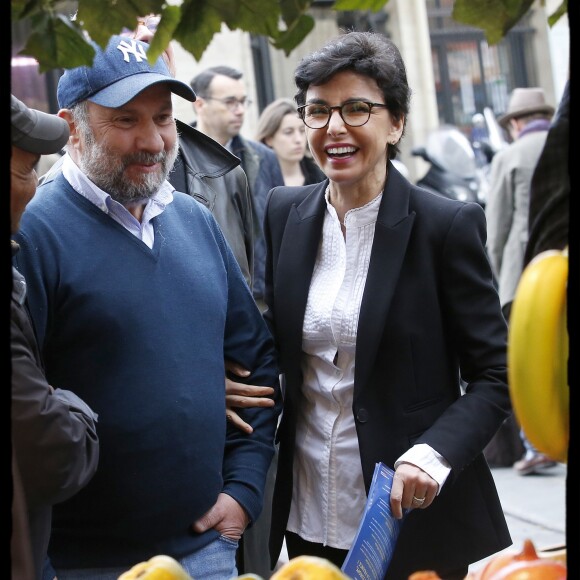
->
xmin=225 ymin=360 xmax=275 ymax=434
xmin=390 ymin=462 xmax=438 ymax=519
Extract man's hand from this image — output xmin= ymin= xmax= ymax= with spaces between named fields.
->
xmin=390 ymin=462 xmax=438 ymax=519
xmin=225 ymin=360 xmax=275 ymax=434
xmin=191 ymin=492 xmax=249 ymax=540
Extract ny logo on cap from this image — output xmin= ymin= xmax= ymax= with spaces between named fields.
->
xmin=116 ymin=39 xmax=147 ymax=63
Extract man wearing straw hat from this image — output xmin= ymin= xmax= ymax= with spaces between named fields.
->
xmin=484 ymin=87 xmax=555 ymax=476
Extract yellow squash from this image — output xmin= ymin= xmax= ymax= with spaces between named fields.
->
xmin=118 ymin=554 xmax=193 ymax=580
xmin=270 ymin=555 xmax=350 ymax=579
xmin=507 ymin=248 xmax=569 ymax=462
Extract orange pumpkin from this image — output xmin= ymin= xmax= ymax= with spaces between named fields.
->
xmin=487 ymin=557 xmax=566 ymax=579
xmin=471 ymin=539 xmax=566 ymax=580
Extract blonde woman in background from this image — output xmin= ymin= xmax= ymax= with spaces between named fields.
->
xmin=256 ymin=98 xmax=325 ymax=186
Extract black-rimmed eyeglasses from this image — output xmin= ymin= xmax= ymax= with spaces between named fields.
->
xmin=202 ymin=96 xmax=253 ymax=111
xmin=297 ymin=101 xmax=388 ymax=129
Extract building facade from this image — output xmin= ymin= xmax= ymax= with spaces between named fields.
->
xmin=12 ymin=0 xmax=569 ymax=181
xmin=170 ymin=0 xmax=567 ymax=180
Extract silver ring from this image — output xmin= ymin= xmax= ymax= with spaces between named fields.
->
xmin=412 ymin=495 xmax=425 ymax=505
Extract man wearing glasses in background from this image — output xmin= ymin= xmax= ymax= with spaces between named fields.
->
xmin=189 ymin=66 xmax=284 ymax=313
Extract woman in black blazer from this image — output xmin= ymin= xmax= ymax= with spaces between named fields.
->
xmin=259 ymin=32 xmax=512 ymax=580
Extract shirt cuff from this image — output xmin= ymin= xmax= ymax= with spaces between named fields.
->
xmin=394 ymin=443 xmax=451 ymax=495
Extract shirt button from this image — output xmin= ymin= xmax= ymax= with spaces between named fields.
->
xmin=356 ymin=408 xmax=369 ymax=423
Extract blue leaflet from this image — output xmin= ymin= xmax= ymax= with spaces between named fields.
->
xmin=341 ymin=463 xmax=407 ymax=580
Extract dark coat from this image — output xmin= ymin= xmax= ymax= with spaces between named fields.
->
xmin=264 ymin=163 xmax=512 ymax=578
xmin=525 ymin=80 xmax=569 ymax=265
xmin=300 ymin=155 xmax=326 ymax=186
xmin=229 ymin=135 xmax=285 ymax=301
xmin=172 ymin=120 xmax=255 ymax=288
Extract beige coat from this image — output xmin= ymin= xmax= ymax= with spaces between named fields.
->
xmin=485 ymin=125 xmax=549 ymax=307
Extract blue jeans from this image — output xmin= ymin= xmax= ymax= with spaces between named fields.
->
xmin=44 ymin=535 xmax=238 ymax=580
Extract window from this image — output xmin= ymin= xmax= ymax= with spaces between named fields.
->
xmin=426 ymin=0 xmax=535 ymax=135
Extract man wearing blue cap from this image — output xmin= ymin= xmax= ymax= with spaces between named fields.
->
xmin=13 ymin=35 xmax=281 ymax=580
xmin=11 ymin=94 xmax=100 ymax=580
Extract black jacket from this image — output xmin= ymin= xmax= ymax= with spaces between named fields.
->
xmin=172 ymin=120 xmax=255 ymax=287
xmin=228 ymin=134 xmax=284 ymax=300
xmin=300 ymin=155 xmax=326 ymax=186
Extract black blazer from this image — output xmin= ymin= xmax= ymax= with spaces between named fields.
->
xmin=265 ymin=162 xmax=512 ymax=578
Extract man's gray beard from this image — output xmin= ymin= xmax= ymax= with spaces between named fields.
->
xmin=79 ymin=135 xmax=178 ymax=205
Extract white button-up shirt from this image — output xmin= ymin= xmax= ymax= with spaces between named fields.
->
xmin=287 ymin=190 xmax=380 ymax=548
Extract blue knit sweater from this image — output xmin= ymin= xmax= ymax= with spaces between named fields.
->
xmin=14 ymin=174 xmax=281 ymax=567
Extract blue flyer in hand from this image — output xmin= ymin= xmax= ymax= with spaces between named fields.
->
xmin=341 ymin=462 xmax=406 ymax=580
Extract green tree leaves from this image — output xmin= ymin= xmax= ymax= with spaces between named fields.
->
xmin=12 ymin=0 xmax=567 ymax=72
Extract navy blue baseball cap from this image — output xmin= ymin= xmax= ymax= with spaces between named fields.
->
xmin=57 ymin=35 xmax=196 ymax=109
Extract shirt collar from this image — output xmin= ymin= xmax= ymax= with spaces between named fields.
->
xmin=324 ymin=186 xmax=383 ymax=228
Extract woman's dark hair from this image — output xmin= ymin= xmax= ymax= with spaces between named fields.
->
xmin=294 ymin=31 xmax=411 ymax=158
